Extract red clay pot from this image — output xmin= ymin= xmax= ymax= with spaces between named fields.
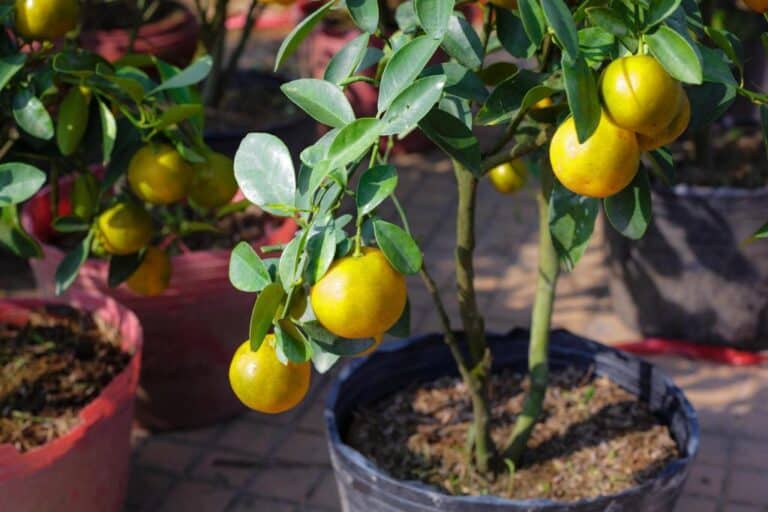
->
xmin=23 ymin=183 xmax=298 ymax=430
xmin=80 ymin=2 xmax=200 ymax=67
xmin=0 ymin=293 xmax=142 ymax=512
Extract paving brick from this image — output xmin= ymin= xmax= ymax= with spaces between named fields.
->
xmin=299 ymin=400 xmax=327 ymax=434
xmin=727 ymin=469 xmax=768 ymax=505
xmin=249 ymin=466 xmax=323 ymax=501
xmin=135 ymin=440 xmax=199 ymax=474
xmin=163 ymin=424 xmax=223 ymax=445
xmin=125 ymin=467 xmax=174 ymax=509
xmin=275 ymin=431 xmax=331 ymax=466
xmin=307 ymin=472 xmax=341 ymax=510
xmin=724 ymin=504 xmax=763 ymax=512
xmin=217 ymin=420 xmax=283 ymax=455
xmin=684 ymin=463 xmax=725 ymax=498
xmin=675 ymin=495 xmax=717 ymax=512
xmin=733 ymin=439 xmax=768 ymax=470
xmin=696 ymin=434 xmax=730 ymax=466
xmin=158 ymin=481 xmax=236 ymax=512
xmin=228 ymin=494 xmax=296 ymax=511
xmin=191 ymin=449 xmax=260 ymax=487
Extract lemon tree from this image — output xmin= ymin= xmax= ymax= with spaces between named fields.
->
xmin=225 ymin=0 xmax=747 ymax=468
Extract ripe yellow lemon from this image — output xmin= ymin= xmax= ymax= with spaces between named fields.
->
xmin=488 ymin=160 xmax=527 ymax=194
xmin=189 ymin=151 xmax=239 ymax=209
xmin=126 ymin=246 xmax=172 ymax=296
xmin=637 ymin=87 xmax=690 ymax=151
xmin=96 ymin=201 xmax=154 ymax=255
xmin=228 ymin=336 xmax=311 ymax=414
xmin=127 ymin=144 xmax=192 ymax=205
xmin=600 ymin=55 xmax=681 ymax=137
xmin=549 ymin=112 xmax=640 ymax=198
xmin=14 ymin=0 xmax=80 ymax=40
xmin=744 ymin=0 xmax=768 ymax=12
xmin=311 ymin=248 xmax=407 ymax=340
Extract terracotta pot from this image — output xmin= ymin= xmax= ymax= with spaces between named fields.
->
xmin=80 ymin=3 xmax=200 ymax=67
xmin=0 ymin=293 xmax=142 ymax=512
xmin=22 ymin=183 xmax=298 ymax=430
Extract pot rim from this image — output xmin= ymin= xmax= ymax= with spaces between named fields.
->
xmin=324 ymin=329 xmax=699 ymax=508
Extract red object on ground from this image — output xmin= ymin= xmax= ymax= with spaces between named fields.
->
xmin=226 ymin=5 xmax=301 ymax=31
xmin=0 ymin=294 xmax=142 ymax=512
xmin=22 ymin=181 xmax=297 ymax=429
xmin=615 ymin=337 xmax=768 ymax=366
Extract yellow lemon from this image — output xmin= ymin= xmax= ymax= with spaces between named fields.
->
xmin=126 ymin=246 xmax=172 ymax=296
xmin=127 ymin=144 xmax=192 ymax=205
xmin=96 ymin=201 xmax=153 ymax=255
xmin=488 ymin=160 xmax=527 ymax=194
xmin=189 ymin=151 xmax=239 ymax=209
xmin=637 ymin=87 xmax=690 ymax=151
xmin=14 ymin=0 xmax=79 ymax=40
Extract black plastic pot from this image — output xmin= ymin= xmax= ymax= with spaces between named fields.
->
xmin=606 ymin=183 xmax=768 ymax=350
xmin=325 ymin=330 xmax=698 ymax=511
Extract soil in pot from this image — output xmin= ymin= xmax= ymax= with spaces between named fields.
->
xmin=347 ymin=366 xmax=679 ymax=502
xmin=0 ymin=304 xmax=130 ymax=453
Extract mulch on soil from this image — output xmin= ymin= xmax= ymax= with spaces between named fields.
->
xmin=347 ymin=367 xmax=680 ymax=502
xmin=0 ymin=305 xmax=129 ymax=452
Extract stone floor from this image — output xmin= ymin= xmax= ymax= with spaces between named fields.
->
xmin=118 ymin=152 xmax=768 ymax=511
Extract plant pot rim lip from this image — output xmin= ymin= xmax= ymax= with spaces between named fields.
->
xmin=653 ymin=181 xmax=768 ymax=199
xmin=323 ymin=329 xmax=700 ymax=508
xmin=0 ymin=294 xmax=142 ymax=468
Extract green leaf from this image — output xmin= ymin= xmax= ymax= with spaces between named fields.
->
xmin=0 ymin=206 xmax=42 ymax=258
xmin=154 ymin=104 xmax=203 ymax=131
xmin=423 ymin=63 xmax=488 ymax=102
xmin=249 ymin=283 xmax=285 ymax=351
xmin=0 ymin=53 xmax=26 ymax=91
xmin=97 ymin=99 xmax=117 ymax=165
xmin=418 ymin=109 xmax=482 ymax=176
xmin=442 ymin=15 xmax=483 ymax=69
xmin=541 ymin=0 xmax=580 ymax=59
xmin=497 ymin=9 xmax=535 ymax=58
xmin=234 ymin=133 xmax=296 ymax=216
xmin=276 ymin=319 xmax=312 ymax=363
xmin=475 ymin=69 xmax=542 ymax=125
xmin=305 ymin=222 xmax=337 ymax=284
xmin=603 ymin=168 xmax=652 ymax=240
xmin=753 ymin=221 xmax=768 ymax=240
xmin=148 ymin=56 xmax=212 ymax=94
xmin=278 ymin=235 xmax=303 ymax=288
xmin=310 ymin=340 xmax=341 ymax=373
xmin=347 ymin=0 xmax=379 ymax=33
xmin=356 ymin=165 xmax=397 ymax=216
xmin=281 ymin=79 xmax=355 ymax=128
xmin=276 ymin=1 xmax=337 ymax=70
xmin=373 ymin=218 xmax=422 ymax=274
xmin=230 ymin=241 xmax=271 ymax=292
xmin=13 ymin=89 xmax=54 ymax=140
xmin=687 ymin=82 xmax=735 ymax=131
xmin=478 ymin=62 xmax=519 ymax=86
xmin=585 ymin=7 xmax=632 ymax=39
xmin=644 ymin=0 xmax=682 ymax=31
xmin=324 ymin=33 xmax=370 ymax=84
xmin=0 ymin=163 xmax=45 ymax=206
xmin=378 ymin=36 xmax=441 ymax=113
xmin=414 ymin=0 xmax=454 ymax=38
xmin=561 ymin=53 xmax=600 ymax=143
xmin=326 ymin=118 xmax=383 ymax=170
xmin=517 ymin=0 xmax=546 ymax=48
xmin=55 ymin=231 xmax=94 ymax=295
xmin=548 ymin=182 xmax=598 ymax=270
xmin=357 ymin=47 xmax=384 ymax=73
xmin=52 ymin=216 xmax=90 ymax=233
xmin=646 ymin=25 xmax=702 ymax=84
xmin=699 ymin=46 xmax=736 ymax=87
xmin=108 ymin=252 xmax=144 ymax=288
xmin=305 ymin=322 xmax=376 ymax=355
xmin=395 ymin=1 xmax=419 ymax=32
xmin=579 ymin=27 xmax=617 ymax=67
xmin=382 ymin=75 xmax=446 ymax=136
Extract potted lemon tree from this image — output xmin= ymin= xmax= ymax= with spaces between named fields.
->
xmin=225 ymin=0 xmax=728 ymax=508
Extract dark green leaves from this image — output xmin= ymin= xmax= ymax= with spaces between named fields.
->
xmin=55 ymin=231 xmax=94 ymax=295
xmin=234 ymin=133 xmax=296 ymax=216
xmin=249 ymin=283 xmax=286 ymax=351
xmin=148 ymin=56 xmax=212 ymax=94
xmin=419 ymin=109 xmax=482 ymax=176
xmin=561 ymin=53 xmax=600 ymax=143
xmin=646 ymin=25 xmax=702 ymax=84
xmin=305 ymin=223 xmax=337 ymax=284
xmin=548 ymin=182 xmax=598 ymax=270
xmin=276 ymin=0 xmax=336 ymax=70
xmin=13 ymin=89 xmax=54 ymax=140
xmin=230 ymin=241 xmax=271 ymax=292
xmin=108 ymin=253 xmax=144 ymax=288
xmin=373 ymin=218 xmax=422 ymax=275
xmin=378 ymin=36 xmax=441 ymax=113
xmin=645 ymin=0 xmax=682 ymax=31
xmin=585 ymin=7 xmax=632 ymax=39
xmin=442 ymin=15 xmax=483 ymax=69
xmin=281 ymin=79 xmax=355 ymax=128
xmin=414 ymin=0 xmax=454 ymax=39
xmin=0 ymin=206 xmax=41 ymax=258
xmin=541 ymin=0 xmax=579 ymax=59
xmin=604 ymin=168 xmax=652 ymax=240
xmin=356 ymin=165 xmax=398 ymax=215
xmin=0 ymin=163 xmax=46 ymax=206
xmin=382 ymin=75 xmax=446 ymax=136
xmin=276 ymin=319 xmax=312 ymax=363
xmin=497 ymin=9 xmax=535 ymax=58
xmin=324 ymin=33 xmax=370 ymax=84
xmin=517 ymin=0 xmax=547 ymax=48
xmin=97 ymin=99 xmax=117 ymax=165
xmin=0 ymin=53 xmax=26 ymax=91
xmin=476 ymin=69 xmax=542 ymax=125
xmin=348 ymin=0 xmax=379 ymax=33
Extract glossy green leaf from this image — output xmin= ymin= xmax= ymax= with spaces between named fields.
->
xmin=478 ymin=62 xmax=519 ymax=86
xmin=378 ymin=36 xmax=441 ymax=113
xmin=541 ymin=0 xmax=580 ymax=59
xmin=148 ymin=55 xmax=212 ymax=94
xmin=276 ymin=319 xmax=313 ymax=363
xmin=0 ymin=206 xmax=41 ymax=258
xmin=310 ymin=340 xmax=341 ymax=373
xmin=475 ymin=69 xmax=541 ymax=125
xmin=687 ymin=82 xmax=735 ymax=131
xmin=97 ymin=99 xmax=117 ymax=165
xmin=423 ymin=63 xmax=488 ymax=102
xmin=249 ymin=283 xmax=286 ymax=351
xmin=645 ymin=0 xmax=681 ymax=31
xmin=373 ymin=218 xmax=422 ymax=275
xmin=13 ymin=89 xmax=54 ymax=140
xmin=356 ymin=165 xmax=397 ymax=216
xmin=0 ymin=163 xmax=45 ymax=207
xmin=561 ymin=53 xmax=600 ymax=143
xmin=517 ymin=0 xmax=546 ymax=48
xmin=52 ymin=216 xmax=90 ymax=233
xmin=382 ymin=75 xmax=446 ymax=136
xmin=442 ymin=15 xmax=483 ymax=69
xmin=753 ymin=221 xmax=768 ymax=240
xmin=418 ymin=109 xmax=482 ymax=176
xmin=497 ymin=9 xmax=535 ymax=58
xmin=585 ymin=7 xmax=632 ymax=39
xmin=395 ymin=1 xmax=419 ymax=32
xmin=154 ymin=104 xmax=203 ymax=131
xmin=326 ymin=118 xmax=383 ymax=170
xmin=347 ymin=0 xmax=379 ymax=33
xmin=356 ymin=47 xmax=385 ymax=73
xmin=230 ymin=241 xmax=271 ymax=292
xmin=699 ymin=46 xmax=736 ymax=87
xmin=603 ymin=168 xmax=652 ymax=240
xmin=278 ymin=235 xmax=303 ymax=288
xmin=305 ymin=222 xmax=337 ymax=284
xmin=108 ymin=252 xmax=144 ymax=288
xmin=414 ymin=0 xmax=454 ymax=38
xmin=234 ymin=133 xmax=296 ymax=216
xmin=646 ymin=25 xmax=702 ymax=84
xmin=55 ymin=231 xmax=94 ymax=295
xmin=0 ymin=53 xmax=26 ymax=91
xmin=281 ymin=79 xmax=355 ymax=128
xmin=305 ymin=322 xmax=376 ymax=355
xmin=276 ymin=0 xmax=337 ymax=70
xmin=548 ymin=182 xmax=598 ymax=271
xmin=579 ymin=27 xmax=617 ymax=67
xmin=324 ymin=33 xmax=370 ymax=84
